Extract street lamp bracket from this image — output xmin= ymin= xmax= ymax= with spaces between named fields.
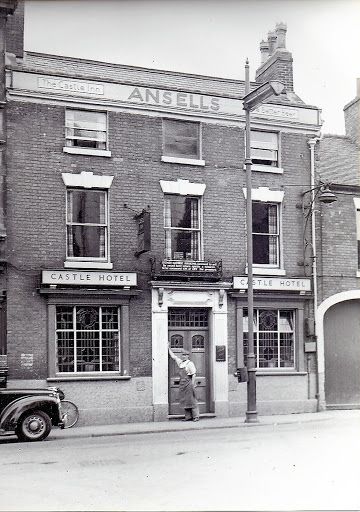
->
xmin=243 ymin=81 xmax=285 ymax=111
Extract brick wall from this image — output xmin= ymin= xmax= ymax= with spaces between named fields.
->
xmin=344 ymin=97 xmax=360 ymax=147
xmin=6 ymin=99 xmax=313 ymax=380
xmin=255 ymin=50 xmax=294 ymax=92
xmin=5 ymin=0 xmax=23 ymax=57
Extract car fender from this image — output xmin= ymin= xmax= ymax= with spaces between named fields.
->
xmin=0 ymin=396 xmax=61 ymax=431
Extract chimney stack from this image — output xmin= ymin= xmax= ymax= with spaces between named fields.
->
xmin=267 ymin=31 xmax=277 ymax=55
xmin=260 ymin=40 xmax=269 ymax=64
xmin=275 ymin=22 xmax=287 ymax=49
xmin=255 ymin=22 xmax=294 ymax=92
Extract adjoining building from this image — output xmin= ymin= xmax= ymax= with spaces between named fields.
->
xmin=2 ymin=3 xmax=325 ymax=424
xmin=316 ymin=79 xmax=360 ymax=410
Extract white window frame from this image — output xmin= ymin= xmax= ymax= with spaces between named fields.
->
xmin=161 ymin=118 xmax=205 ymax=166
xmin=62 ymin=172 xmax=113 ymax=269
xmin=243 ymin=187 xmax=285 ymax=275
xmin=160 ymin=179 xmax=206 ymax=261
xmin=244 ymin=308 xmax=296 ymax=370
xmin=164 ymin=194 xmax=203 ymax=261
xmin=246 ymin=129 xmax=282 ymax=174
xmin=63 ymin=109 xmax=111 ymax=158
xmin=55 ymin=305 xmax=121 ymax=375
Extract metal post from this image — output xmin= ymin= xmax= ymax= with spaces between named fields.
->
xmin=244 ymin=59 xmax=258 ymax=423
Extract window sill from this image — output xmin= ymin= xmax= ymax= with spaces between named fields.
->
xmin=161 ymin=155 xmax=205 ymax=166
xmin=243 ymin=164 xmax=283 ymax=174
xmin=63 ymin=147 xmax=112 ymax=158
xmin=64 ymin=261 xmax=113 ymax=270
xmin=245 ymin=267 xmax=286 ymax=276
xmin=48 ymin=375 xmax=131 ymax=382
xmin=356 ymin=271 xmax=360 ymax=278
xmin=256 ymin=371 xmax=307 ymax=376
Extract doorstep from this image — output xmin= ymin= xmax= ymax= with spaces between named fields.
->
xmin=168 ymin=413 xmax=216 ymax=420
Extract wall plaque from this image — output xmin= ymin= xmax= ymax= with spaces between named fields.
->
xmin=216 ymin=345 xmax=226 ymax=362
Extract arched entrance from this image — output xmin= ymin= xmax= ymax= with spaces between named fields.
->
xmin=323 ymin=299 xmax=360 ymax=408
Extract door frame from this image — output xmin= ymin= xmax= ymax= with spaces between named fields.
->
xmin=151 ymin=285 xmax=229 ymax=421
xmin=168 ymin=314 xmax=211 ymax=415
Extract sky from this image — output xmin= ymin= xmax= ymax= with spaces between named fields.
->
xmin=24 ymin=0 xmax=360 ymax=134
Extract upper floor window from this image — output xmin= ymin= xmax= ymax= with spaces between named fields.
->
xmin=64 ymin=110 xmax=111 ymax=157
xmin=251 ymin=130 xmax=279 ymax=167
xmin=66 ymin=188 xmax=108 ymax=262
xmin=164 ymin=194 xmax=201 ymax=260
xmin=253 ymin=201 xmax=280 ymax=267
xmin=162 ymin=119 xmax=205 ymax=166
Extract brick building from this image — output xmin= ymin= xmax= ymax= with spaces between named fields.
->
xmin=2 ymin=4 xmax=325 ymax=425
xmin=315 ymin=79 xmax=360 ymax=410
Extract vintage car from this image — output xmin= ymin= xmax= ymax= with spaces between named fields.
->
xmin=0 ymin=386 xmax=66 ymax=442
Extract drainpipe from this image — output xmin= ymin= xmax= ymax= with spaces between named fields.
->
xmin=308 ymin=137 xmax=320 ymax=411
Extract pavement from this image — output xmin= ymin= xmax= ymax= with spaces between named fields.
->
xmin=48 ymin=408 xmax=360 ymax=440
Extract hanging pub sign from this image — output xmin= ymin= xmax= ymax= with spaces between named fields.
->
xmin=134 ymin=210 xmax=151 ymax=257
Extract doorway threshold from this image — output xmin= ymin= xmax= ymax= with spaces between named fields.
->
xmin=168 ymin=413 xmax=216 ymax=421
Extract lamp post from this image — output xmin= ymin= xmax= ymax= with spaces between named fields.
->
xmin=242 ymin=60 xmax=284 ymax=423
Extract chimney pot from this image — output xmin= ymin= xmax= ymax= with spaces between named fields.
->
xmin=275 ymin=22 xmax=287 ymax=49
xmin=259 ymin=39 xmax=269 ymax=64
xmin=267 ymin=30 xmax=277 ymax=55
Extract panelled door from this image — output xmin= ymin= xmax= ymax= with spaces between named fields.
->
xmin=168 ymin=308 xmax=210 ymax=415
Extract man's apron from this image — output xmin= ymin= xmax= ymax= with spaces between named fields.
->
xmin=178 ymin=365 xmax=197 ymax=408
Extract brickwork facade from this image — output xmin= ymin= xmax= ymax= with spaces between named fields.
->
xmin=2 ymin=10 xmax=326 ymax=424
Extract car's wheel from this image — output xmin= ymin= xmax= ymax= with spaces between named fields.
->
xmin=16 ymin=410 xmax=52 ymax=442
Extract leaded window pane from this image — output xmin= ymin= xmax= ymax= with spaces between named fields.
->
xmin=55 ymin=306 xmax=120 ymax=373
xmin=243 ymin=309 xmax=295 ymax=369
xmin=168 ymin=309 xmax=208 ymax=328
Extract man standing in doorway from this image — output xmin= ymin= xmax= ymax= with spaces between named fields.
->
xmin=168 ymin=345 xmax=200 ymax=422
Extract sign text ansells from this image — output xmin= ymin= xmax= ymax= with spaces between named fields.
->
xmin=42 ymin=270 xmax=137 ymax=287
xmin=233 ymin=276 xmax=311 ymax=292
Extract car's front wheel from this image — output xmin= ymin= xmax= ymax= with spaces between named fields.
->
xmin=16 ymin=410 xmax=52 ymax=442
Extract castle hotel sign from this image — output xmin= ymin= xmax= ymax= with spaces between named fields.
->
xmin=42 ymin=270 xmax=137 ymax=287
xmin=233 ymin=276 xmax=311 ymax=292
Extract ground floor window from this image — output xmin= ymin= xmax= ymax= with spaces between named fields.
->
xmin=243 ymin=309 xmax=295 ymax=369
xmin=56 ymin=305 xmax=120 ymax=373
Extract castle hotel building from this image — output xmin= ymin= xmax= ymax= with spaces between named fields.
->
xmin=2 ymin=5 xmax=327 ymax=424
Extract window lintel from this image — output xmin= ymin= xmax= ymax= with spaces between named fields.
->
xmin=62 ymin=171 xmax=114 ymax=189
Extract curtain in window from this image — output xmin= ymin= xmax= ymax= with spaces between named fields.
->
xmin=99 ymin=193 xmax=106 ymax=258
xmin=190 ymin=198 xmax=199 ymax=259
xmin=268 ymin=204 xmax=278 ymax=265
xmin=164 ymin=197 xmax=172 ymax=258
xmin=67 ymin=191 xmax=74 ymax=257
